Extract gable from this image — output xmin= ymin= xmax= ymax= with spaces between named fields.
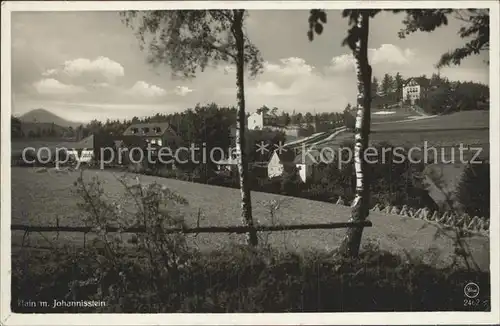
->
xmin=404 ymin=77 xmax=431 ymax=88
xmin=76 ymin=134 xmax=94 ymax=149
xmin=404 ymin=78 xmax=419 ymax=87
xmin=268 ymin=152 xmax=281 ymax=167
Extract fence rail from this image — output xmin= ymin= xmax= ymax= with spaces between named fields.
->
xmin=11 ymin=221 xmax=372 ymax=235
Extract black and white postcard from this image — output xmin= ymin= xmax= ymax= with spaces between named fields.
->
xmin=1 ymin=1 xmax=499 ymax=325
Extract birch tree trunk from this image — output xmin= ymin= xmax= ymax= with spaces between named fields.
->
xmin=340 ymin=11 xmax=372 ymax=257
xmin=233 ymin=10 xmax=258 ymax=246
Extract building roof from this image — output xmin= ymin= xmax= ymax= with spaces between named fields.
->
xmin=117 ymin=135 xmax=149 ymax=148
xmin=72 ymin=132 xmax=116 ymax=150
xmin=123 ymin=122 xmax=178 ymax=138
xmin=403 ymin=77 xmax=431 ymax=88
xmin=271 ymin=149 xmax=296 ymax=164
xmin=75 ymin=134 xmax=94 ymax=149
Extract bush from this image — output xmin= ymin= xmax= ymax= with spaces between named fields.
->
xmin=12 ymin=242 xmax=491 ymax=313
xmin=280 ymin=166 xmax=303 ymax=196
xmin=456 ymin=163 xmax=490 ymax=218
xmin=343 ymin=110 xmax=356 ymax=130
xmin=301 ymin=142 xmax=433 ymax=209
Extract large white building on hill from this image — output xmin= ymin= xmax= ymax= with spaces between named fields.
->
xmin=402 ymin=77 xmax=432 ymax=105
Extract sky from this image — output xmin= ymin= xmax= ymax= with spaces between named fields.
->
xmin=11 ymin=9 xmax=490 ymax=123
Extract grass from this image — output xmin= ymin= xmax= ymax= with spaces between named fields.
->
xmin=371 ymin=109 xmax=419 ymax=123
xmin=11 ymin=167 xmax=490 ymax=270
xmin=372 ymin=110 xmax=489 ymax=132
xmin=11 ymin=139 xmax=80 ymax=156
xmin=371 ymin=129 xmax=489 ymax=148
xmin=318 ymin=111 xmax=489 ymax=156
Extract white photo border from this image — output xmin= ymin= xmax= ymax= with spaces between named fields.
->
xmin=1 ymin=1 xmax=499 ymax=325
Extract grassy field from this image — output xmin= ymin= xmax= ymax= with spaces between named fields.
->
xmin=11 ymin=139 xmax=79 ymax=156
xmin=371 ymin=111 xmax=489 ymax=158
xmin=371 ymin=109 xmax=420 ymax=123
xmin=317 ymin=129 xmax=488 ymax=157
xmin=371 ymin=129 xmax=489 ymax=149
xmin=372 ymin=110 xmax=489 ymax=132
xmin=11 ymin=167 xmax=489 ymax=270
xmin=318 ymin=111 xmax=489 ymax=154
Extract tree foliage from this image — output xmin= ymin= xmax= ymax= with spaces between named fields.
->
xmin=121 ymin=10 xmax=263 ymax=77
xmin=310 ymin=9 xmax=489 ymax=68
xmin=398 ymin=9 xmax=489 ymax=67
xmin=122 ymin=9 xmax=263 ymax=246
xmin=11 ymin=116 xmax=23 ymax=138
xmin=380 ymin=73 xmax=394 ymax=96
xmin=456 ymin=162 xmax=490 ymax=219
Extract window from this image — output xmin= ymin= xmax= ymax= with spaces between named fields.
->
xmin=131 ymin=128 xmax=138 ymax=134
xmin=154 ymin=127 xmax=162 ymax=134
xmin=142 ymin=127 xmax=150 ymax=134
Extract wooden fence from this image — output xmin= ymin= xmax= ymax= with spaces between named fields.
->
xmin=11 ymin=220 xmax=373 ymax=249
xmin=11 ymin=221 xmax=372 ymax=234
xmin=335 ymin=197 xmax=489 ymax=236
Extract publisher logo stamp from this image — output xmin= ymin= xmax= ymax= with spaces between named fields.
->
xmin=464 ymin=282 xmax=480 ymax=298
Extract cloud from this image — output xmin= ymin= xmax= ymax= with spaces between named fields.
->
xmin=329 ymin=44 xmax=416 ymax=72
xmin=329 ymin=54 xmax=356 ymax=72
xmin=61 ymin=56 xmax=125 ymax=82
xmin=174 ymin=86 xmax=194 ymax=96
xmin=33 ymin=78 xmax=86 ymax=95
xmin=216 ymin=57 xmax=356 ymax=112
xmin=370 ymin=44 xmax=415 ymax=65
xmin=263 ymin=57 xmax=314 ymax=76
xmin=89 ymin=82 xmax=111 ymax=88
xmin=129 ymin=81 xmax=167 ymax=97
xmin=41 ymin=69 xmax=57 ymax=77
xmin=251 ymin=81 xmax=290 ymax=96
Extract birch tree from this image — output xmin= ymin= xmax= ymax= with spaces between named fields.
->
xmin=121 ymin=10 xmax=262 ymax=245
xmin=308 ymin=8 xmax=488 ymax=257
xmin=310 ymin=9 xmax=376 ymax=257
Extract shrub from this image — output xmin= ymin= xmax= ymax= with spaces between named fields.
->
xmin=343 ymin=110 xmax=356 ymax=130
xmin=280 ymin=166 xmax=303 ymax=196
xmin=456 ymin=162 xmax=490 ymax=218
xmin=12 ymin=242 xmax=491 ymax=313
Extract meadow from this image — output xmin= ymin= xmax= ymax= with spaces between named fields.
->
xmin=11 ymin=167 xmax=489 ymax=270
xmin=371 ymin=110 xmax=489 ymax=131
xmin=10 ymin=111 xmax=490 ymax=267
xmin=11 ymin=139 xmax=79 ymax=157
xmin=371 ymin=109 xmax=422 ymax=123
xmin=315 ymin=111 xmax=489 ymax=157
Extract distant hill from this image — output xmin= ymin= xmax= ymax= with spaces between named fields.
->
xmin=19 ymin=108 xmax=83 ymax=129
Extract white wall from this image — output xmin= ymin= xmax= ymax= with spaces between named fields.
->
xmin=67 ymin=149 xmax=94 ymax=163
xmin=267 ymin=152 xmax=284 ymax=178
xmin=248 ymin=112 xmax=264 ymax=130
xmin=296 ymin=163 xmax=313 ymax=183
xmin=402 ymin=79 xmax=421 ymax=104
